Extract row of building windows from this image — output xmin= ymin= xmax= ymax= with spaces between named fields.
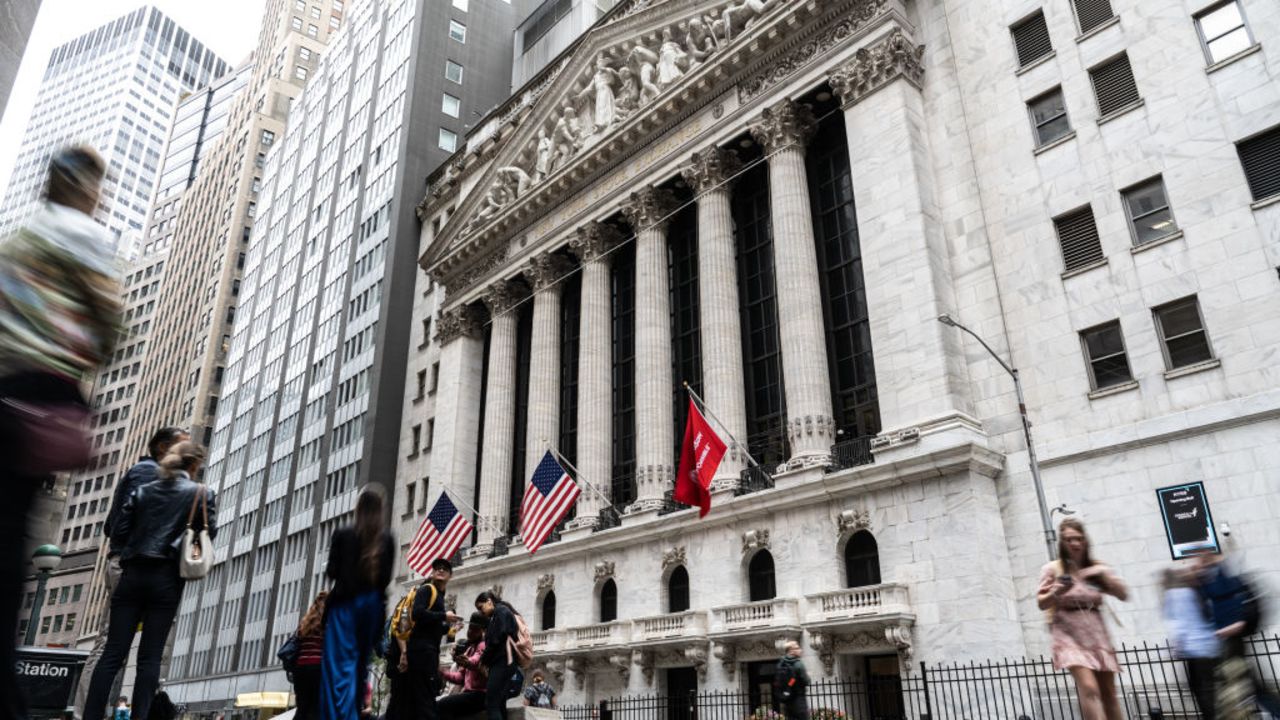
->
xmin=1079 ymin=295 xmax=1216 ymax=392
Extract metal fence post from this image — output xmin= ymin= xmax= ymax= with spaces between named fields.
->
xmin=920 ymin=660 xmax=933 ymax=720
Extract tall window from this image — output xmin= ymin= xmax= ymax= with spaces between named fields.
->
xmin=508 ymin=303 xmax=534 ymax=535
xmin=1121 ymin=176 xmax=1178 ymax=246
xmin=541 ymin=591 xmax=557 ymax=630
xmin=733 ymin=161 xmax=788 ymax=465
xmin=610 ymin=243 xmax=637 ymax=507
xmin=844 ymin=531 xmax=882 ymax=587
xmin=668 ymin=204 xmax=702 ymax=459
xmin=668 ymin=566 xmax=690 ymax=613
xmin=1080 ymin=321 xmax=1133 ymax=390
xmin=1028 ymin=87 xmax=1072 ymax=147
xmin=808 ymin=115 xmax=880 ymax=440
xmin=1153 ymin=296 xmax=1214 ymax=370
xmin=748 ymin=551 xmax=777 ymax=602
xmin=1194 ymin=1 xmax=1253 ymax=65
xmin=599 ymin=579 xmax=618 ymax=622
xmin=559 ymin=271 xmax=582 ymax=465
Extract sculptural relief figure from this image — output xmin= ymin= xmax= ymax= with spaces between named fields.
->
xmin=615 ymin=66 xmax=639 ymax=118
xmin=630 ymin=45 xmax=662 ymax=103
xmin=685 ymin=16 xmax=718 ymax=64
xmin=472 ymin=180 xmax=514 ymax=227
xmin=578 ymin=53 xmax=620 ymax=133
xmin=534 ymin=128 xmax=553 ymax=181
xmin=715 ymin=0 xmax=773 ymax=44
xmin=551 ymin=103 xmax=581 ymax=170
xmin=656 ymin=28 xmax=688 ymax=87
xmin=498 ymin=165 xmax=532 ymax=198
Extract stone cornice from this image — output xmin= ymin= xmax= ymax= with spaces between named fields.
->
xmin=828 ymin=27 xmax=925 ymax=108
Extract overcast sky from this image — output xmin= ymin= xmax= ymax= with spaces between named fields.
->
xmin=0 ymin=0 xmax=266 ymax=202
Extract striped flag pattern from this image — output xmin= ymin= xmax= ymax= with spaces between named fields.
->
xmin=519 ymin=451 xmax=581 ymax=555
xmin=406 ymin=493 xmax=473 ymax=576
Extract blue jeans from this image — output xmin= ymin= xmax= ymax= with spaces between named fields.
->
xmin=321 ymin=591 xmax=384 ymax=720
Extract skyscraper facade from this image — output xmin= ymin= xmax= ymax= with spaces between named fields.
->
xmin=162 ymin=0 xmax=535 ymax=709
xmin=0 ymin=7 xmax=229 ymax=254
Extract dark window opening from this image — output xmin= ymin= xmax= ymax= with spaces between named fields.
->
xmin=599 ymin=578 xmax=618 ymax=623
xmin=507 ymin=302 xmax=534 ymax=536
xmin=668 ymin=203 xmax=702 ymax=461
xmin=610 ymin=243 xmax=637 ymax=507
xmin=668 ymin=565 xmax=690 ymax=613
xmin=748 ymin=550 xmax=776 ymax=601
xmin=845 ymin=530 xmax=882 ymax=588
xmin=541 ymin=591 xmax=557 ymax=630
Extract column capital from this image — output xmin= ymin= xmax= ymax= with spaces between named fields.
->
xmin=570 ymin=221 xmax=626 ymax=262
xmin=435 ymin=303 xmax=485 ymax=346
xmin=525 ymin=252 xmax=576 ymax=292
xmin=828 ymin=29 xmax=925 ymax=108
xmin=621 ymin=186 xmax=679 ymax=233
xmin=481 ymin=278 xmax=527 ymax=315
xmin=680 ymin=147 xmax=744 ymax=194
xmin=749 ymin=99 xmax=818 ymax=153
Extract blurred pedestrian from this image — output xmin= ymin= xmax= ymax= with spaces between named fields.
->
xmin=112 ymin=698 xmax=129 ymax=720
xmin=475 ymin=591 xmax=523 ymax=720
xmin=322 ymin=485 xmax=395 ymax=720
xmin=83 ymin=441 xmax=217 ymax=720
xmin=294 ymin=592 xmax=329 ymax=720
xmin=522 ymin=670 xmax=556 ymax=709
xmin=437 ymin=613 xmax=489 ymax=716
xmin=0 ymin=145 xmax=119 ymax=720
xmin=76 ymin=426 xmax=189 ymax=712
xmin=1194 ymin=552 xmax=1280 ymax=719
xmin=774 ymin=640 xmax=811 ymax=720
xmin=1036 ymin=518 xmax=1129 ymax=720
xmin=1162 ymin=565 xmax=1218 ymax=720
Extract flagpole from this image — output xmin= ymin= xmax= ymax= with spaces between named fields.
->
xmin=682 ymin=381 xmax=772 ymax=478
xmin=439 ymin=486 xmax=490 ymax=534
xmin=542 ymin=441 xmax=615 ymax=511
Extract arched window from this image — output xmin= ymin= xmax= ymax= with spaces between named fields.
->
xmin=668 ymin=566 xmax=690 ymax=613
xmin=845 ymin=530 xmax=881 ymax=588
xmin=599 ymin=579 xmax=618 ymax=622
xmin=541 ymin=591 xmax=557 ymax=630
xmin=748 ymin=550 xmax=776 ymax=601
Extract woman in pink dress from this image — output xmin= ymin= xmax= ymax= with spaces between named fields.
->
xmin=1037 ymin=518 xmax=1129 ymax=720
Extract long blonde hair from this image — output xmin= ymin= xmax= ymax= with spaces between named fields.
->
xmin=299 ymin=591 xmax=328 ymax=638
xmin=157 ymin=441 xmax=207 ymax=480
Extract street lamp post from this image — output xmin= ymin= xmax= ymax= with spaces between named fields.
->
xmin=24 ymin=544 xmax=63 ymax=646
xmin=937 ymin=314 xmax=1057 ymax=561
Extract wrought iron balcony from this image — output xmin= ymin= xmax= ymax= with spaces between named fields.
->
xmin=593 ymin=505 xmax=622 ymax=532
xmin=830 ymin=435 xmax=875 ymax=470
xmin=734 ymin=465 xmax=774 ymax=497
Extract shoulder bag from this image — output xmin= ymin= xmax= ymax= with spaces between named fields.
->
xmin=180 ymin=486 xmax=214 ymax=579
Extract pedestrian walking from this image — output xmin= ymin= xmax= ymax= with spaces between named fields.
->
xmin=522 ymin=671 xmax=557 ymax=709
xmin=293 ymin=592 xmax=328 ymax=720
xmin=76 ymin=426 xmax=189 ymax=712
xmin=0 ymin=145 xmax=119 ymax=720
xmin=774 ymin=640 xmax=811 ymax=719
xmin=1162 ymin=565 xmax=1219 ymax=720
xmin=321 ymin=485 xmax=395 ymax=720
xmin=112 ymin=698 xmax=130 ymax=720
xmin=1194 ymin=552 xmax=1280 ymax=719
xmin=475 ymin=591 xmax=524 ymax=720
xmin=437 ymin=613 xmax=489 ymax=717
xmin=82 ymin=441 xmax=217 ymax=720
xmin=386 ymin=557 xmax=459 ymax=720
xmin=1036 ymin=518 xmax=1129 ymax=720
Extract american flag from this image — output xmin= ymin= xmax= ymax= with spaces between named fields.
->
xmin=406 ymin=493 xmax=473 ymax=576
xmin=520 ymin=451 xmax=581 ymax=555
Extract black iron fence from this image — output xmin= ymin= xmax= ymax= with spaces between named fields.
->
xmin=559 ymin=634 xmax=1280 ymax=720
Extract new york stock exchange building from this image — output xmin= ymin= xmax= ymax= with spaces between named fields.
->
xmin=402 ymin=0 xmax=1280 ymax=709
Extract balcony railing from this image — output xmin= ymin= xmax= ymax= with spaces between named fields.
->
xmin=805 ymin=583 xmax=911 ymax=624
xmin=712 ymin=598 xmax=800 ymax=634
xmin=734 ymin=465 xmax=774 ymax=497
xmin=593 ymin=505 xmax=622 ymax=532
xmin=531 ymin=629 xmax=565 ymax=653
xmin=632 ymin=610 xmax=708 ymax=643
xmin=831 ymin=435 xmax=875 ymax=470
xmin=570 ymin=620 xmax=632 ymax=649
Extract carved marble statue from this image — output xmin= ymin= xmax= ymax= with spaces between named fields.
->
xmin=630 ymin=45 xmax=662 ymax=104
xmin=716 ymin=0 xmax=773 ymax=44
xmin=615 ymin=66 xmax=639 ymax=117
xmin=685 ymin=16 xmax=718 ymax=64
xmin=656 ymin=28 xmax=688 ymax=87
xmin=551 ymin=103 xmax=581 ymax=170
xmin=497 ymin=165 xmax=532 ymax=198
xmin=579 ymin=53 xmax=620 ymax=133
xmin=534 ymin=128 xmax=553 ymax=181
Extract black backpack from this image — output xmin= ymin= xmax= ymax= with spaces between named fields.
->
xmin=774 ymin=660 xmax=798 ymax=702
xmin=1238 ymin=576 xmax=1265 ymax=636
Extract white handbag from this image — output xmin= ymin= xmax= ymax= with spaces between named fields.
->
xmin=179 ymin=486 xmax=214 ymax=580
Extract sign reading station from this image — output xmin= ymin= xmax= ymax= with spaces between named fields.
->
xmin=14 ymin=646 xmax=88 ymax=717
xmin=1156 ymin=482 xmax=1219 ymax=560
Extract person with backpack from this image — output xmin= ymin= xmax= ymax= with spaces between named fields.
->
xmin=1036 ymin=518 xmax=1128 ymax=720
xmin=386 ymin=557 xmax=460 ymax=720
xmin=438 ymin=613 xmax=489 ymax=716
xmin=321 ymin=486 xmax=395 ymax=720
xmin=522 ymin=671 xmax=557 ymax=709
xmin=82 ymin=441 xmax=217 ymax=720
xmin=774 ymin=641 xmax=811 ymax=719
xmin=475 ymin=591 xmax=532 ymax=720
xmin=290 ymin=592 xmax=328 ymax=720
xmin=1194 ymin=551 xmax=1280 ymax=718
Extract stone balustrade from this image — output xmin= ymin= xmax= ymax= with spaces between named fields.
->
xmin=569 ymin=620 xmax=632 ymax=649
xmin=711 ymin=598 xmax=801 ymax=634
xmin=632 ymin=610 xmax=709 ymax=643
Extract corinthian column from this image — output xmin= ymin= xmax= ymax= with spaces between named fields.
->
xmin=681 ymin=148 xmax=749 ymax=489
xmin=622 ymin=186 xmax=679 ymax=513
xmin=566 ymin=223 xmax=623 ymax=529
xmin=524 ymin=252 xmax=575 ymax=476
xmin=473 ymin=279 xmax=525 ymax=555
xmin=749 ymin=100 xmax=836 ymax=469
xmin=430 ymin=303 xmax=486 ymax=536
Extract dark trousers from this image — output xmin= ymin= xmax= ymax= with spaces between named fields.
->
xmin=1185 ymin=658 xmax=1217 ymax=720
xmin=404 ymin=646 xmax=442 ymax=720
xmin=294 ymin=664 xmax=323 ymax=720
xmin=436 ymin=691 xmax=485 ymax=717
xmin=83 ymin=559 xmax=185 ymax=720
xmin=484 ymin=663 xmax=517 ymax=720
xmin=782 ymin=696 xmax=810 ymax=720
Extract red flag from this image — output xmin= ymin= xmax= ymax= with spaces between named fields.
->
xmin=674 ymin=397 xmax=728 ymax=517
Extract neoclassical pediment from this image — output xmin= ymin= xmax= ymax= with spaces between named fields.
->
xmin=421 ymin=0 xmax=870 ymax=296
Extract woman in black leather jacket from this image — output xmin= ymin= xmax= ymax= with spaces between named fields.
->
xmin=82 ymin=441 xmax=217 ymax=720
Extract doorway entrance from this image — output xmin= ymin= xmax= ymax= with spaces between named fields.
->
xmin=865 ymin=654 xmax=905 ymax=720
xmin=666 ymin=666 xmax=698 ymax=720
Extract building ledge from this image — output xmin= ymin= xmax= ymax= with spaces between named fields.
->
xmin=1061 ymin=257 xmax=1109 ymax=280
xmin=1033 ymin=131 xmax=1077 ymax=156
xmin=1130 ymin=230 xmax=1184 ymax=254
xmin=1250 ymin=194 xmax=1280 ymax=212
xmin=1075 ymin=16 xmax=1121 ymax=44
xmin=1164 ymin=358 xmax=1221 ymax=381
xmin=1087 ymin=380 xmax=1139 ymax=401
xmin=1097 ymin=99 xmax=1145 ymax=127
xmin=1206 ymin=44 xmax=1262 ymax=74
xmin=1015 ymin=52 xmax=1056 ymax=76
